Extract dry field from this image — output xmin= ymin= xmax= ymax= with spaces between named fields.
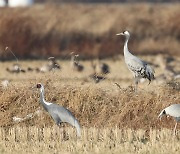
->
xmin=0 ymin=55 xmax=179 ymax=153
xmin=0 ymin=2 xmax=180 ymax=154
xmin=0 ymin=3 xmax=180 ymax=59
xmin=0 ymin=127 xmax=180 ymax=154
xmin=0 ymin=3 xmax=180 ymax=152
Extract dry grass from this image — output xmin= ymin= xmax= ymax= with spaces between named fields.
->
xmin=0 ymin=77 xmax=179 ymax=129
xmin=0 ymin=3 xmax=180 ymax=59
xmin=0 ymin=127 xmax=180 ymax=154
xmin=0 ymin=56 xmax=179 ymax=153
xmin=0 ymin=56 xmax=179 ymax=129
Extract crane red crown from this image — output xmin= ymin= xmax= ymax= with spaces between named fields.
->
xmin=37 ymin=83 xmax=42 ymax=88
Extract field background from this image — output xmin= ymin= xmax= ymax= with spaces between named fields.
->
xmin=0 ymin=3 xmax=180 ymax=59
xmin=0 ymin=2 xmax=180 ymax=154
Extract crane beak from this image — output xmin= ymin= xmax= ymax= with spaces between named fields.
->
xmin=158 ymin=113 xmax=163 ymax=121
xmin=158 ymin=115 xmax=162 ymax=121
xmin=158 ymin=109 xmax=166 ymax=121
xmin=48 ymin=57 xmax=55 ymax=60
xmin=116 ymin=32 xmax=124 ymax=36
xmin=70 ymin=52 xmax=74 ymax=55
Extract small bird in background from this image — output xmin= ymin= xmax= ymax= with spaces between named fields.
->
xmin=89 ymin=60 xmax=107 ymax=83
xmin=91 ymin=59 xmax=110 ymax=75
xmin=116 ymin=31 xmax=155 ymax=92
xmin=48 ymin=57 xmax=61 ymax=70
xmin=36 ymin=57 xmax=61 ymax=73
xmin=6 ymin=63 xmax=26 ymax=73
xmin=70 ymin=52 xmax=84 ymax=72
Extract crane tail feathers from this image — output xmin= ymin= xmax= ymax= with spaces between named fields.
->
xmin=146 ymin=65 xmax=155 ymax=84
xmin=74 ymin=119 xmax=81 ymax=137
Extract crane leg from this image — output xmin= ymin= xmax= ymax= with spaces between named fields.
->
xmin=134 ymin=77 xmax=139 ymax=92
xmin=173 ymin=122 xmax=177 ymax=136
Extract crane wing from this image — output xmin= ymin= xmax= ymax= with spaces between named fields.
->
xmin=126 ymin=56 xmax=155 ymax=82
xmin=52 ymin=105 xmax=81 ymax=137
xmin=52 ymin=105 xmax=76 ymax=124
xmin=50 ymin=112 xmax=62 ymax=125
xmin=127 ymin=57 xmax=146 ymax=75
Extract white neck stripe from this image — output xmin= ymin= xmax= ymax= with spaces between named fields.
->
xmin=39 ymin=85 xmax=53 ymax=106
xmin=44 ymin=101 xmax=52 ymax=106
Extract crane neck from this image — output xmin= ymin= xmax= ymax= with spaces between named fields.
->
xmin=40 ymin=87 xmax=45 ymax=104
xmin=39 ymin=86 xmax=52 ymax=110
xmin=123 ymin=35 xmax=131 ymax=57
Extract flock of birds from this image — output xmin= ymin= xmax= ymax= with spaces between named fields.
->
xmin=5 ymin=52 xmax=110 ymax=84
xmin=4 ymin=31 xmax=180 ymax=137
xmin=6 ymin=57 xmax=61 ymax=74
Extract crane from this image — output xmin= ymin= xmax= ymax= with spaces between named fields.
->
xmin=36 ymin=57 xmax=60 ymax=73
xmin=158 ymin=104 xmax=180 ymax=135
xmin=70 ymin=53 xmax=84 ymax=72
xmin=36 ymin=83 xmax=81 ymax=137
xmin=116 ymin=31 xmax=155 ymax=92
xmin=91 ymin=59 xmax=110 ymax=75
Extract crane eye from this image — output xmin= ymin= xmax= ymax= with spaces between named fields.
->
xmin=163 ymin=110 xmax=166 ymax=115
xmin=37 ymin=84 xmax=41 ymax=88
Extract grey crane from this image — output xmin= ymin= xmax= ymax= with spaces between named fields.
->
xmin=116 ymin=31 xmax=155 ymax=91
xmin=158 ymin=104 xmax=180 ymax=135
xmin=89 ymin=73 xmax=105 ymax=83
xmin=36 ymin=83 xmax=81 ymax=137
xmin=70 ymin=53 xmax=84 ymax=72
xmin=36 ymin=57 xmax=60 ymax=73
xmin=48 ymin=57 xmax=61 ymax=70
xmin=89 ymin=60 xmax=106 ymax=83
xmin=91 ymin=59 xmax=110 ymax=75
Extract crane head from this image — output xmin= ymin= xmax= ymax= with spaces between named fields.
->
xmin=37 ymin=83 xmax=42 ymax=89
xmin=116 ymin=31 xmax=130 ymax=37
xmin=158 ymin=109 xmax=166 ymax=121
xmin=48 ymin=57 xmax=55 ymax=62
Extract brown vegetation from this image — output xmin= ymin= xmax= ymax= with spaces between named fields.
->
xmin=0 ymin=77 xmax=179 ymax=130
xmin=0 ymin=55 xmax=179 ymax=153
xmin=0 ymin=4 xmax=180 ymax=59
xmin=0 ymin=56 xmax=179 ymax=130
xmin=0 ymin=127 xmax=180 ymax=154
